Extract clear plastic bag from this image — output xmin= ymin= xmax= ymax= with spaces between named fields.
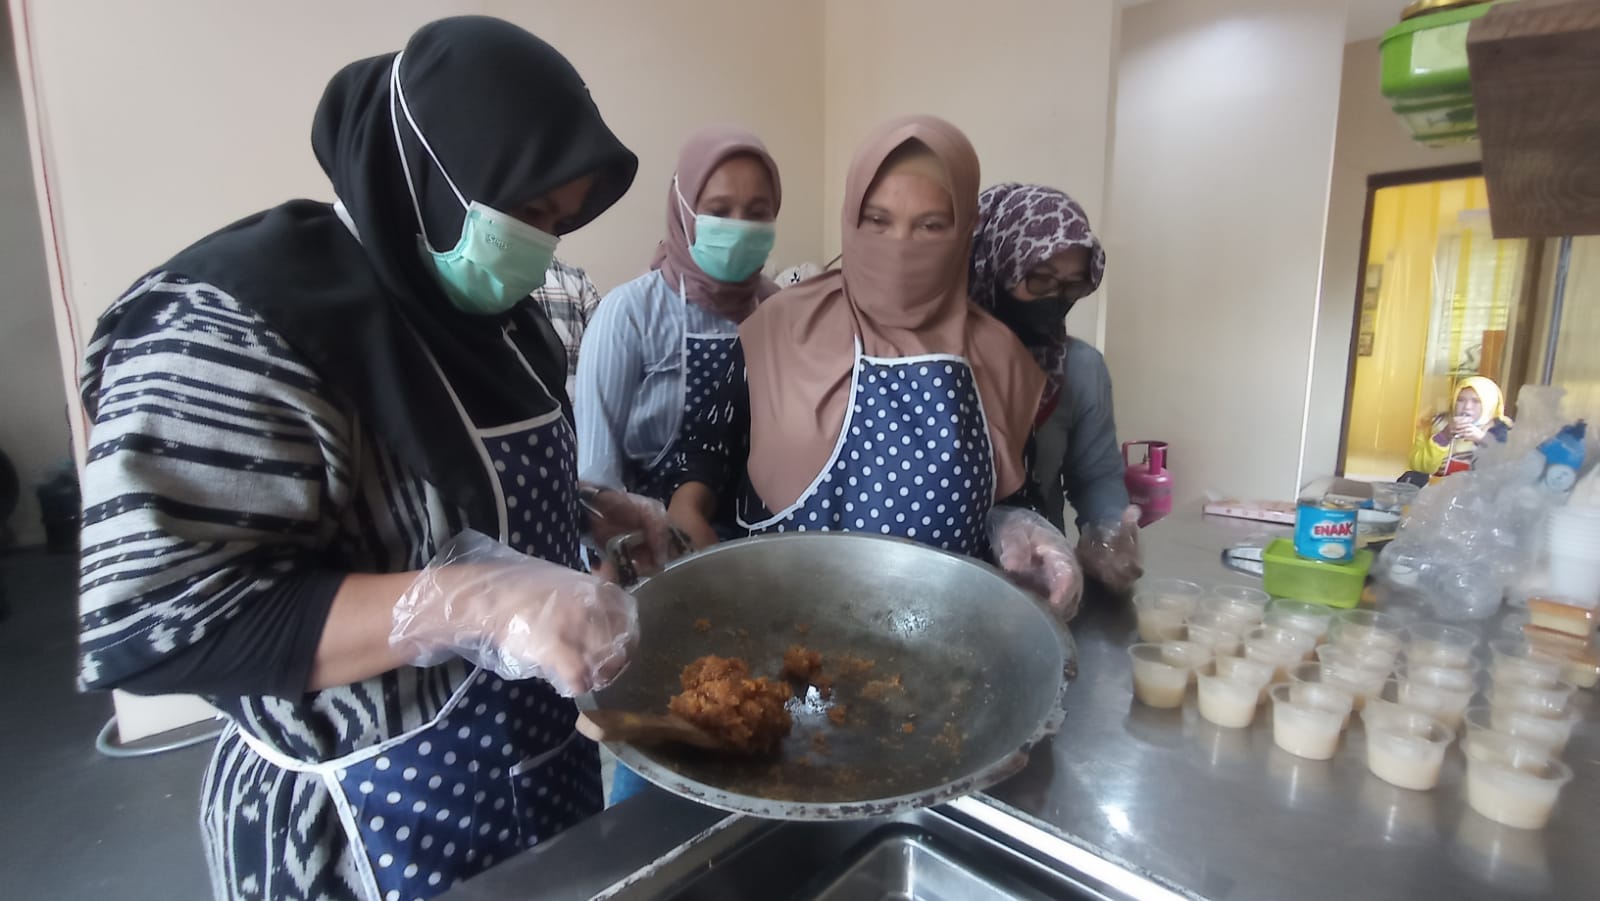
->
xmin=1374 ymin=386 xmax=1580 ymax=620
xmin=1077 ymin=505 xmax=1143 ymax=595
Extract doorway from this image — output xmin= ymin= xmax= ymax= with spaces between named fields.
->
xmin=1338 ymin=167 xmax=1539 ymax=480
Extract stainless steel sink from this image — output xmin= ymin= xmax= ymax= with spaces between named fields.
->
xmin=803 ymin=828 xmax=1062 ymax=901
xmin=596 ymin=798 xmax=1173 ymax=901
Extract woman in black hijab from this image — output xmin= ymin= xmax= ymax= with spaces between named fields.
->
xmin=76 ymin=18 xmax=670 ymax=900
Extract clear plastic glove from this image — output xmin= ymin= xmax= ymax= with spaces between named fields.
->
xmin=391 ymin=530 xmax=638 ymax=696
xmin=1077 ymin=505 xmax=1144 ymax=594
xmin=579 ymin=482 xmax=688 ymax=581
xmin=988 ymin=506 xmax=1084 ymax=620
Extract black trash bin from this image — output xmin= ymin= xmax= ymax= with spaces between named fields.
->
xmin=36 ymin=470 xmax=81 ymax=554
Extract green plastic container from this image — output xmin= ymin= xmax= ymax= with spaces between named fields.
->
xmin=1379 ymin=1 xmax=1507 ymax=146
xmin=1261 ymin=538 xmax=1373 ymax=609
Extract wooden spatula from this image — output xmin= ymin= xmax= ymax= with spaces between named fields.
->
xmin=576 ymin=709 xmax=726 ymax=751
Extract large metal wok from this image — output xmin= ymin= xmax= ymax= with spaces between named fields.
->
xmin=577 ymin=532 xmax=1072 ymax=820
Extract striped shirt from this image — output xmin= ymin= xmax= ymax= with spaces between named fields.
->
xmin=79 ymin=272 xmax=534 ymax=900
xmin=573 ymin=270 xmax=741 ymax=490
xmin=529 ymin=256 xmax=602 ymax=401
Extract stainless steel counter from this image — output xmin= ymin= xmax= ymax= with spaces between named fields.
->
xmin=447 ymin=508 xmax=1599 ymax=899
xmin=985 ymin=506 xmax=1600 ymax=901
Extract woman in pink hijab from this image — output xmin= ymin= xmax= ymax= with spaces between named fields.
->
xmin=674 ymin=115 xmax=1083 ymax=617
xmin=575 ymin=126 xmax=782 ymax=540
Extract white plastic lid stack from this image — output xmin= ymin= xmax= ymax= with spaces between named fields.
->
xmin=1545 ymin=506 xmax=1600 ymax=606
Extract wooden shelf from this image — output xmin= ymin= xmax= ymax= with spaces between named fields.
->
xmin=1467 ymin=0 xmax=1600 ymax=238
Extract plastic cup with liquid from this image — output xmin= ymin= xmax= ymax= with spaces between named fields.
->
xmin=1140 ymin=578 xmax=1204 ymax=602
xmin=1264 ymin=600 xmax=1337 ymax=643
xmin=1288 ymin=662 xmax=1357 ymax=724
xmin=1403 ymin=622 xmax=1479 ymax=670
xmin=1360 ymin=706 xmax=1453 ymax=791
xmin=1241 ymin=633 xmax=1305 ymax=678
xmin=1327 ymin=633 xmax=1402 ymax=671
xmin=1270 ymin=682 xmax=1351 ymax=760
xmin=1314 ymin=645 xmax=1392 ymax=705
xmin=1330 ymin=610 xmax=1404 ymax=661
xmin=1394 ymin=664 xmax=1476 ymax=730
xmin=1483 ymin=702 xmax=1581 ymax=754
xmin=1361 ymin=677 xmax=1410 ymax=723
xmin=1197 ymin=659 xmax=1272 ymax=728
xmin=1487 ymin=680 xmax=1576 ymax=717
xmin=1184 ymin=611 xmax=1246 ymax=657
xmin=1464 ymin=705 xmax=1579 ymax=756
xmin=1487 ymin=639 xmax=1564 ymax=687
xmin=1463 ymin=732 xmax=1574 ymax=830
xmin=1128 ymin=641 xmax=1210 ymax=709
xmin=1214 ymin=655 xmax=1277 ymax=705
xmin=1198 ymin=586 xmax=1270 ymax=632
xmin=1132 ymin=588 xmax=1196 ymax=646
xmin=1209 ymin=584 xmax=1271 ymax=608
xmin=1247 ymin=624 xmax=1317 ymax=659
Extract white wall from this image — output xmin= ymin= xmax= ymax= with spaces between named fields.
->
xmin=8 ymin=0 xmax=824 ymax=737
xmin=10 ymin=0 xmax=826 ymax=458
xmin=1304 ymin=37 xmax=1480 ymax=480
xmin=0 ymin=7 xmax=68 ymax=545
xmin=1104 ymin=0 xmax=1347 ymax=504
xmin=820 ymin=0 xmax=1120 ymax=346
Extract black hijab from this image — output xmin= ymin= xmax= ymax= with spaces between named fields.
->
xmin=157 ymin=17 xmax=638 ymax=530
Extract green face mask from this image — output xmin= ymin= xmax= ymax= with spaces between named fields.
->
xmin=676 ymin=176 xmax=776 ymax=283
xmin=391 ymin=52 xmax=559 ymax=316
xmin=420 ymin=202 xmax=559 ymax=316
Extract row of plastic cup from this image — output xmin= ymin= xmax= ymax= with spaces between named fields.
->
xmin=1461 ymin=640 xmax=1580 ymax=829
xmin=1125 ymin=583 xmax=1584 ymax=828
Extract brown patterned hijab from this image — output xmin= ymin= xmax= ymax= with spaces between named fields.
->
xmin=969 ymin=184 xmax=1105 ymax=415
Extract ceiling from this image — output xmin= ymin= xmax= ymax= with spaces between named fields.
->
xmin=1120 ymin=0 xmax=1410 ymax=44
xmin=1347 ymin=0 xmax=1411 ymax=43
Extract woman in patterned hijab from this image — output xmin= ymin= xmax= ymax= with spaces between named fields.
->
xmin=969 ymin=183 xmax=1106 ymax=421
xmin=968 ymin=183 xmax=1141 ymax=595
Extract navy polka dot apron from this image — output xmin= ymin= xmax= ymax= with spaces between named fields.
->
xmin=633 ymin=294 xmax=737 ymax=503
xmin=235 ymin=339 xmax=601 ymax=901
xmin=739 ymin=342 xmax=995 ymax=556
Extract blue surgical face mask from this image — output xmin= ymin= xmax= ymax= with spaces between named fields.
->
xmin=391 ymin=52 xmax=559 ymax=315
xmin=675 ymin=176 xmax=776 ymax=283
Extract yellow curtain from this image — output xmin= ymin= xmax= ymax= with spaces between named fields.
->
xmin=1549 ymin=236 xmax=1600 ymax=419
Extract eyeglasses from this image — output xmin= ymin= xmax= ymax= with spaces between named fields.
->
xmin=1021 ymin=271 xmax=1092 ymax=299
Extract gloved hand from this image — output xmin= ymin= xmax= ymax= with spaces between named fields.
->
xmin=1077 ymin=505 xmax=1144 ymax=595
xmin=391 ymin=530 xmax=638 ymax=695
xmin=579 ymin=483 xmax=688 ymax=581
xmin=987 ymin=507 xmax=1084 ymax=620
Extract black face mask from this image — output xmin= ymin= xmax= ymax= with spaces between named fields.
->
xmin=994 ymin=293 xmax=1075 ymax=345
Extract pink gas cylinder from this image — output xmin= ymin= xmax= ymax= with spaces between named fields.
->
xmin=1123 ymin=440 xmax=1173 ymax=527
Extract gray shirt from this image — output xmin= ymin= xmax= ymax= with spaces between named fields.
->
xmin=1034 ymin=337 xmax=1129 ymax=531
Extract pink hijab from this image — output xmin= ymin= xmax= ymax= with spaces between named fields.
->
xmin=739 ymin=116 xmax=1046 ymax=510
xmin=649 ymin=126 xmax=782 ymax=322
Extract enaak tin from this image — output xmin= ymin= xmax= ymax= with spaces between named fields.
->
xmin=1294 ymin=498 xmax=1358 ymax=563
